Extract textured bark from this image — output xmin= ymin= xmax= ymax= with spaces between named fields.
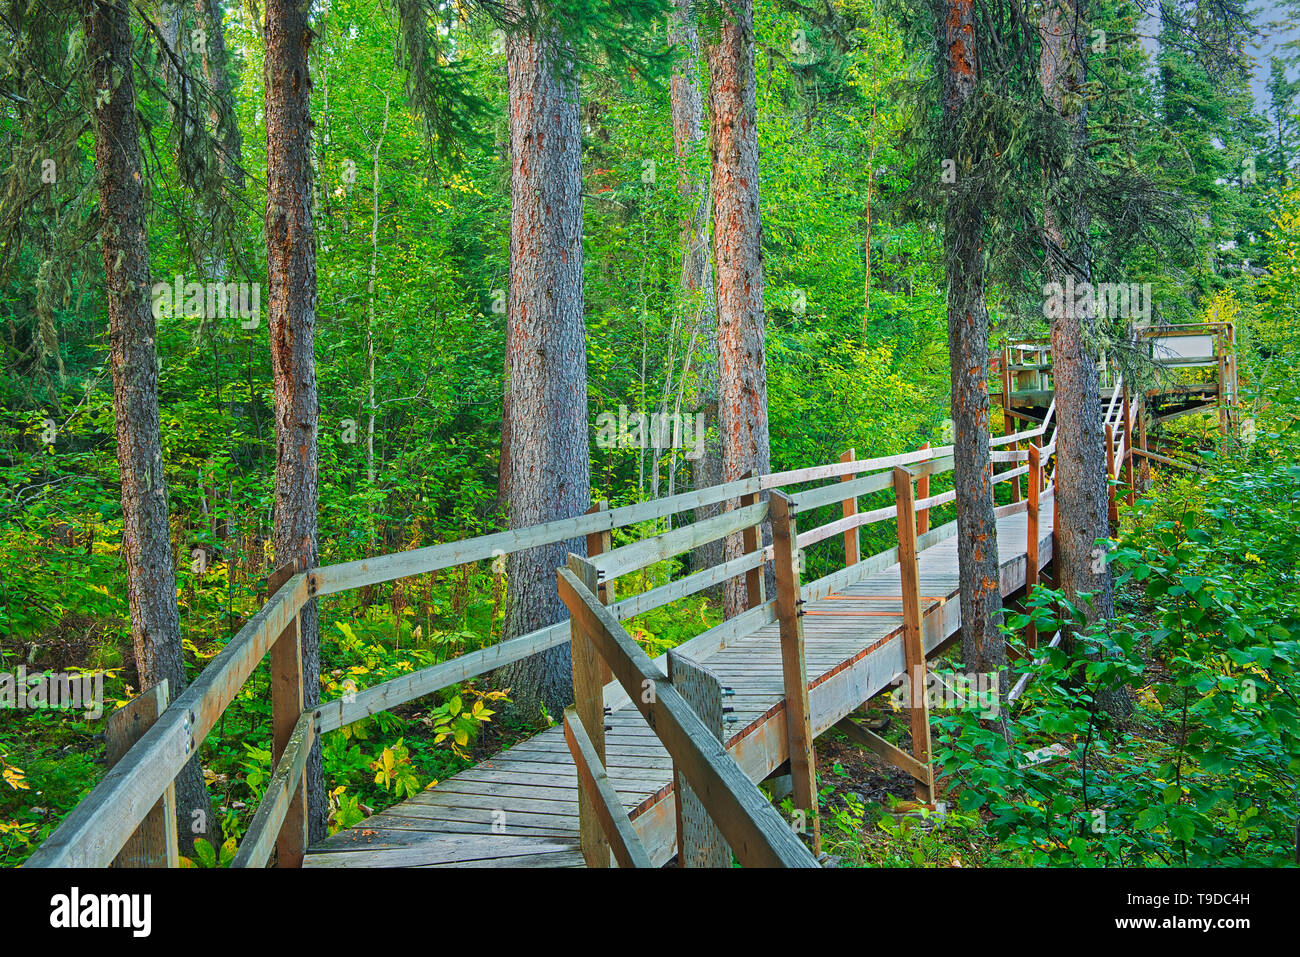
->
xmin=1039 ymin=0 xmax=1128 ymax=717
xmin=935 ymin=0 xmax=1005 ymax=678
xmin=84 ymin=0 xmax=217 ymax=855
xmin=670 ymin=0 xmax=723 ymax=581
xmin=264 ymin=0 xmax=328 ymax=840
xmin=705 ymin=0 xmax=774 ymax=619
xmin=1039 ymin=0 xmax=1112 ymax=623
xmin=496 ymin=12 xmax=591 ymax=723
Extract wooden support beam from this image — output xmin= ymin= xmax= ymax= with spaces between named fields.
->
xmin=267 ymin=560 xmax=307 ymax=868
xmin=668 ymin=651 xmax=731 ymax=867
xmin=739 ymin=472 xmax=766 ymax=610
xmin=768 ymin=491 xmax=820 ymax=855
xmin=1025 ymin=445 xmax=1041 ymax=652
xmin=557 ymin=566 xmax=818 ymax=867
xmin=835 ymin=718 xmax=930 ymax=783
xmin=562 ymin=708 xmax=652 ymax=868
xmin=916 ymin=443 xmax=931 ymax=535
xmin=892 ymin=467 xmax=934 ymax=803
xmin=567 ymin=555 xmax=611 ymax=868
xmin=839 ymin=450 xmax=860 ymax=566
xmin=106 ymin=681 xmax=177 ymax=868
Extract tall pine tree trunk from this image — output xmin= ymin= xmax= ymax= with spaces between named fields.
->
xmin=935 ymin=0 xmax=1005 ymax=678
xmin=705 ymin=0 xmax=774 ymax=619
xmin=670 ymin=0 xmax=723 ymax=580
xmin=1039 ymin=0 xmax=1129 ymax=717
xmin=496 ymin=10 xmax=591 ymax=723
xmin=84 ymin=0 xmax=217 ymax=855
xmin=264 ymin=0 xmax=327 ymax=840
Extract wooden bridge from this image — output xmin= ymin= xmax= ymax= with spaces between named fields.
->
xmin=27 ymin=332 xmax=1207 ymax=867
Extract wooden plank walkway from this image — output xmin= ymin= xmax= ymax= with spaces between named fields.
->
xmin=303 ymin=505 xmax=1053 ymax=868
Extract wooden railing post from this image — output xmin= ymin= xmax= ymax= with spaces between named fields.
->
xmin=1001 ymin=347 xmax=1022 ymax=502
xmin=739 ymin=471 xmax=766 ymax=610
xmin=268 ymin=560 xmax=307 ymax=868
xmin=1025 ymin=445 xmax=1041 ymax=652
xmin=1138 ymin=403 xmax=1150 ymax=490
xmin=585 ymin=500 xmax=614 ymax=688
xmin=1105 ymin=423 xmax=1119 ymax=529
xmin=566 ymin=554 xmax=612 ymax=867
xmin=892 ymin=467 xmax=934 ymax=804
xmin=916 ymin=442 xmax=931 ymax=535
xmin=768 ymin=491 xmax=820 ymax=854
xmin=106 ymin=680 xmax=178 ymax=867
xmin=1218 ymin=325 xmax=1230 ymax=436
xmin=1123 ymin=391 xmax=1135 ymax=506
xmin=840 ymin=449 xmax=860 ymax=566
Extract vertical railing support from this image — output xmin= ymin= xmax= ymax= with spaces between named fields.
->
xmin=1123 ymin=390 xmax=1135 ymax=506
xmin=1105 ymin=423 xmax=1119 ymax=529
xmin=106 ymin=680 xmax=178 ymax=867
xmin=566 ymin=553 xmax=612 ymax=867
xmin=840 ymin=449 xmax=859 ymax=566
xmin=1001 ymin=346 xmax=1021 ymax=502
xmin=739 ymin=471 xmax=766 ymax=610
xmin=1218 ymin=326 xmax=1230 ymax=436
xmin=916 ymin=442 xmax=931 ymax=535
xmin=1138 ymin=402 xmax=1149 ymax=491
xmin=1025 ymin=445 xmax=1041 ymax=651
xmin=585 ymin=500 xmax=614 ymax=688
xmin=268 ymin=560 xmax=307 ymax=868
xmin=768 ymin=491 xmax=820 ymax=854
xmin=892 ymin=467 xmax=934 ymax=804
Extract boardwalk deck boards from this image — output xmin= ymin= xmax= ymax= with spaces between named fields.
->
xmin=303 ymin=507 xmax=1053 ymax=868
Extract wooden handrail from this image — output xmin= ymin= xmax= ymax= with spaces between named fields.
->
xmin=26 ymin=572 xmax=312 ymax=868
xmin=592 ymin=501 xmax=768 ymax=580
xmin=557 ymin=565 xmax=819 ymax=868
xmin=232 ymin=711 xmax=316 ymax=868
xmin=34 ymin=403 xmax=1063 ymax=868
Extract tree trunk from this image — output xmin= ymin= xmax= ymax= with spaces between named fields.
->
xmin=935 ymin=0 xmax=1006 ymax=680
xmin=705 ymin=0 xmax=774 ymax=619
xmin=264 ymin=0 xmax=328 ymax=841
xmin=670 ymin=0 xmax=723 ymax=583
xmin=194 ymin=0 xmax=245 ymax=191
xmin=496 ymin=10 xmax=591 ymax=723
xmin=1039 ymin=0 xmax=1129 ymax=717
xmin=84 ymin=0 xmax=217 ymax=856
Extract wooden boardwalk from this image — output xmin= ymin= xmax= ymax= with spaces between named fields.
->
xmin=303 ymin=506 xmax=1053 ymax=868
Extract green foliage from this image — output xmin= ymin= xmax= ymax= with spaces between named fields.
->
xmin=939 ymin=446 xmax=1300 ymax=866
